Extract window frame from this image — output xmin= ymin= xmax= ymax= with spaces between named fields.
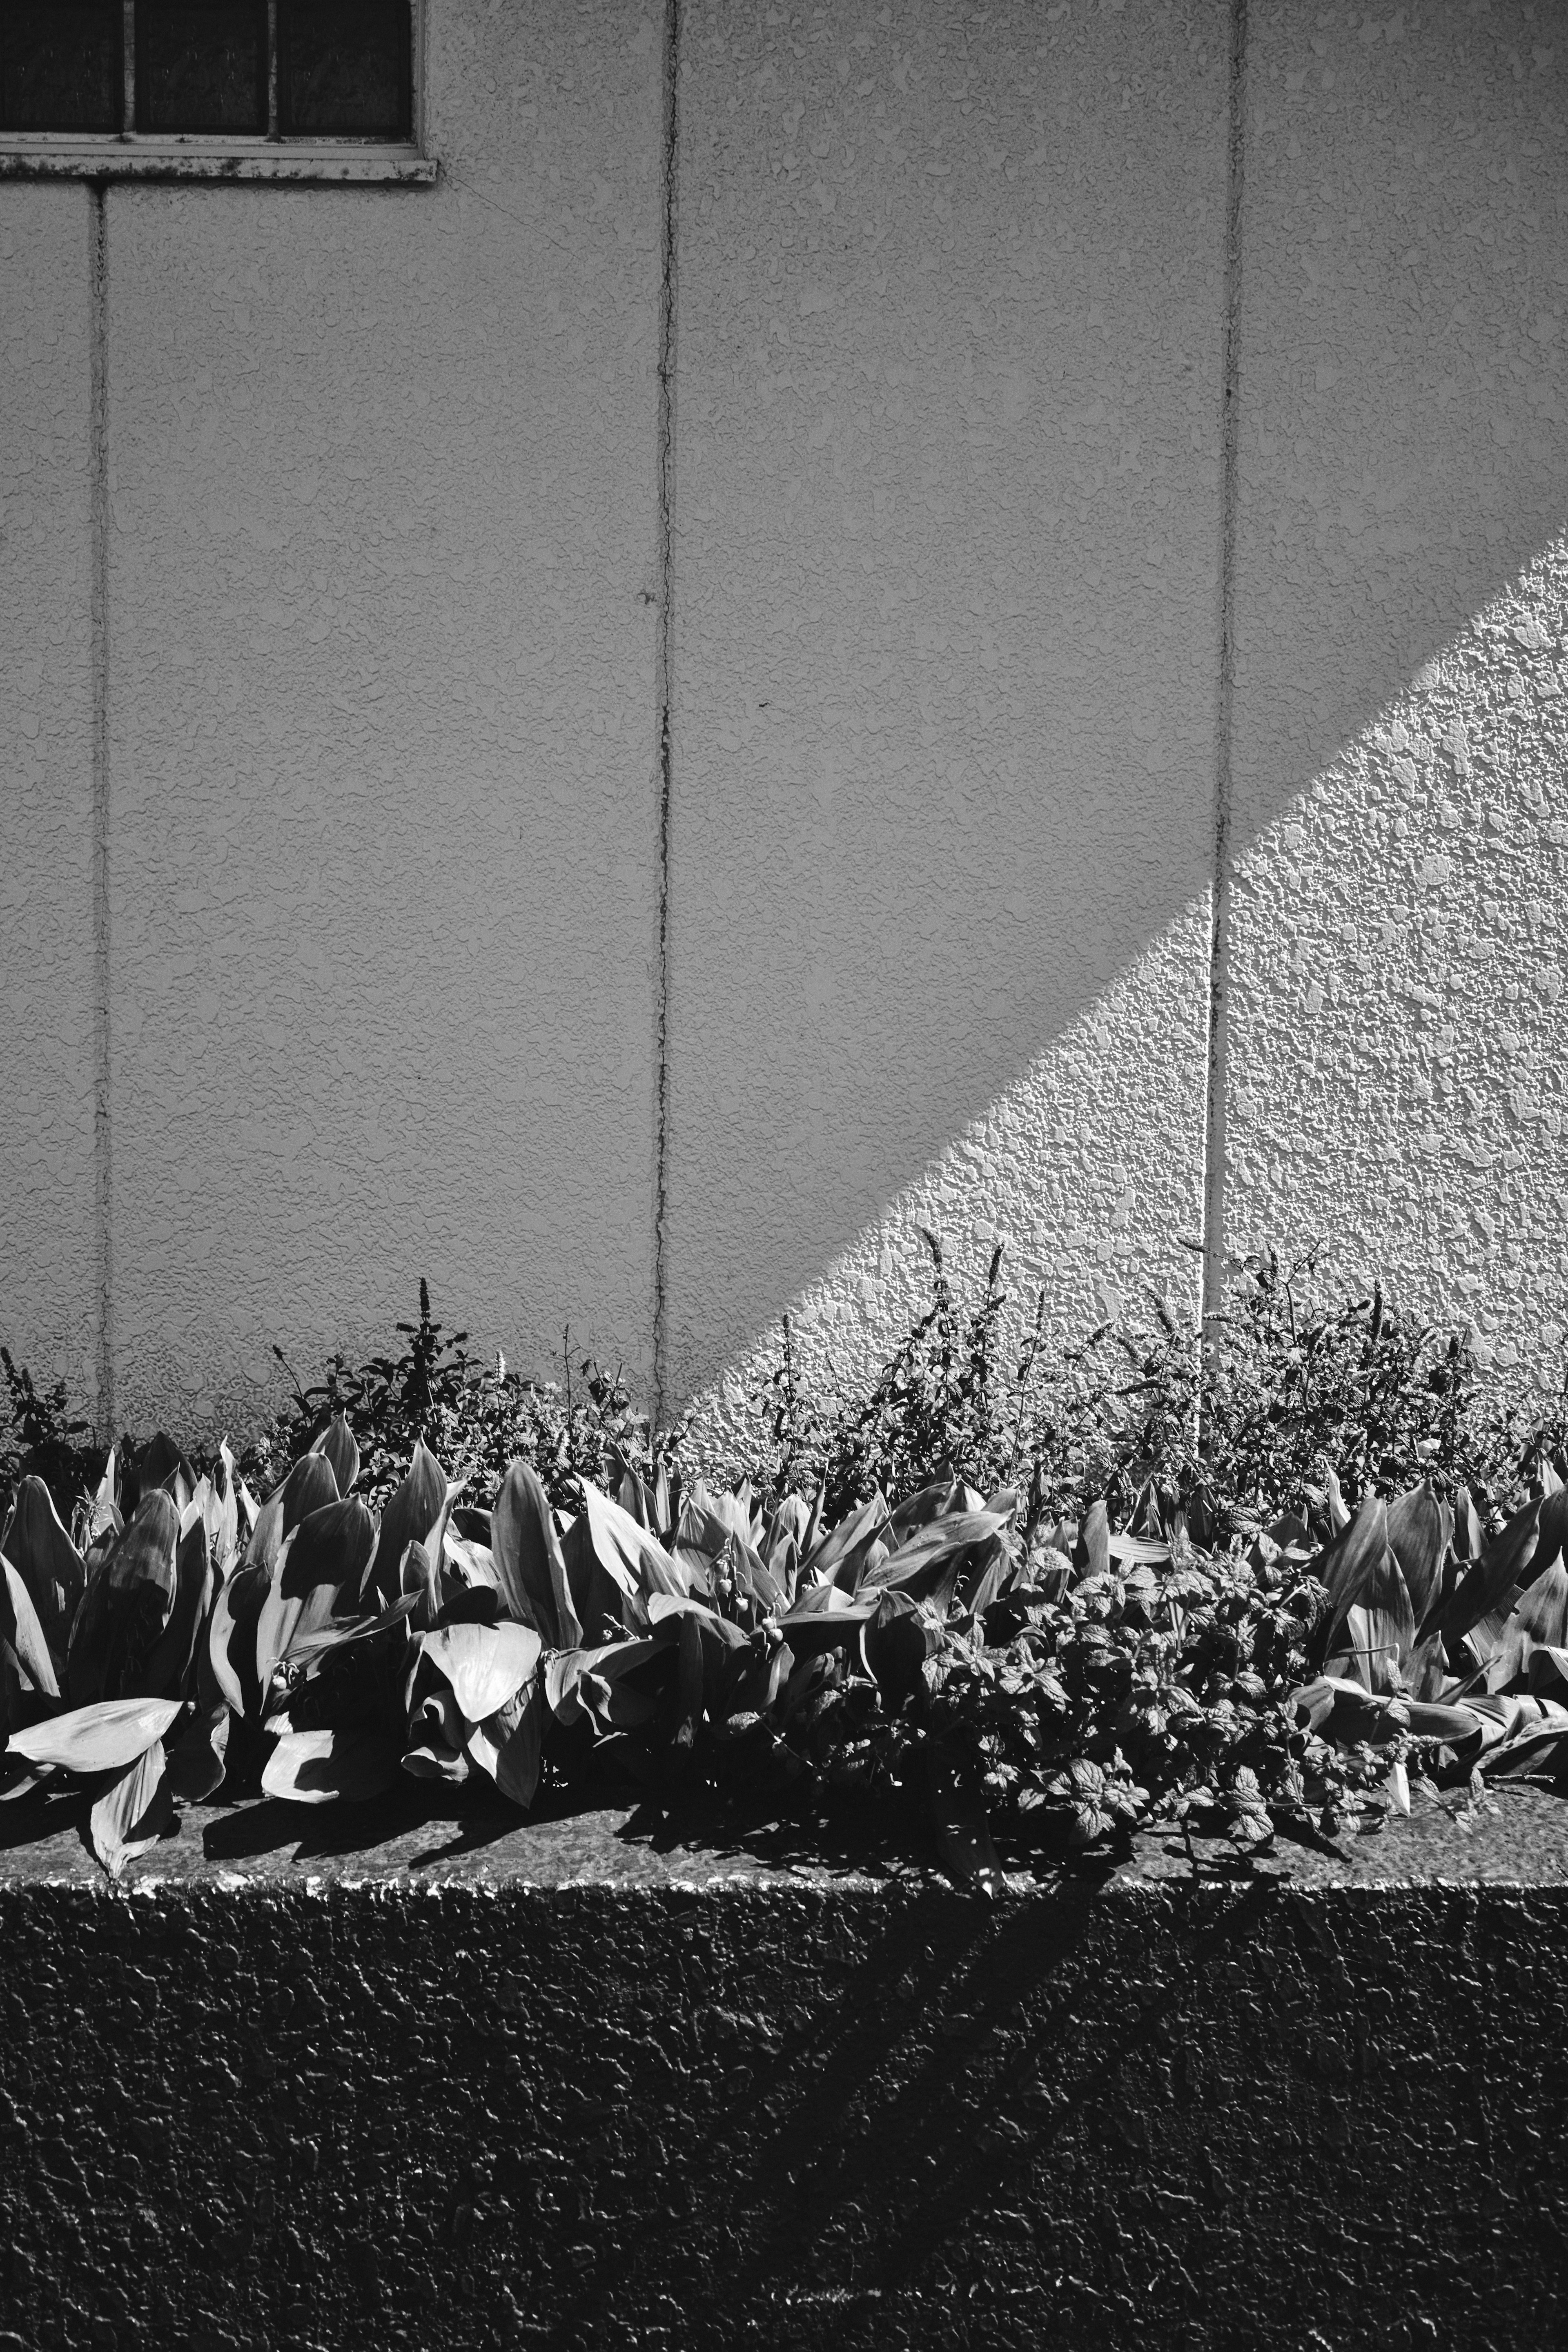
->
xmin=0 ymin=0 xmax=432 ymax=183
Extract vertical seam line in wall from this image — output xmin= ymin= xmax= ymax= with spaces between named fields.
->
xmin=652 ymin=0 xmax=680 ymax=1429
xmin=89 ymin=183 xmax=114 ymax=1441
xmin=1202 ymin=0 xmax=1247 ymax=1341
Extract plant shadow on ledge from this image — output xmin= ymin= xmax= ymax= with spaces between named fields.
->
xmin=5 ymin=1246 xmax=1568 ymax=1889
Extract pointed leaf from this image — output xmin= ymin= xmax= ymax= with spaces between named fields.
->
xmin=486 ymin=1675 xmax=545 ymax=1809
xmin=0 ymin=1560 xmax=60 ymax=1699
xmin=66 ymin=1489 xmax=181 ymax=1706
xmin=131 ymin=1511 xmax=213 ymax=1700
xmin=1385 ymin=1486 xmax=1448 ymax=1628
xmin=1423 ymin=1499 xmax=1546 ymax=1650
xmin=419 ymin=1621 xmax=542 ymax=1723
xmin=208 ymin=1560 xmax=271 ymax=1717
xmin=0 ymin=1476 xmax=86 ymax=1659
xmin=89 ymin=1739 xmax=174 ymax=1878
xmin=802 ymin=1491 xmax=889 ymax=1589
xmin=312 ymin=1414 xmax=360 ymax=1498
xmin=860 ymin=1589 xmax=937 ymax=1706
xmin=1309 ymin=1496 xmax=1390 ymax=1670
xmin=491 ymin=1459 xmax=581 ymax=1647
xmin=9 ymin=1695 xmax=182 ymax=1773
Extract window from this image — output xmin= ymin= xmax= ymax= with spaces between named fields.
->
xmin=0 ymin=0 xmax=414 ymax=144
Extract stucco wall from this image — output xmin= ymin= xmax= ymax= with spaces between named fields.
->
xmin=2 ymin=2 xmax=1568 ymax=1444
xmin=0 ymin=190 xmax=97 ymax=1412
xmin=1227 ymin=0 xmax=1568 ymax=1377
xmin=97 ymin=0 xmax=665 ymax=1431
xmin=667 ymin=0 xmax=1226 ymax=1421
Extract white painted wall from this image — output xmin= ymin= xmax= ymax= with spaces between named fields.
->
xmin=2 ymin=2 xmax=1566 ymax=1443
xmin=0 ymin=190 xmax=97 ymax=1408
xmin=100 ymin=2 xmax=665 ymax=1430
xmin=1228 ymin=0 xmax=1568 ymax=1377
xmin=668 ymin=0 xmax=1225 ymax=1441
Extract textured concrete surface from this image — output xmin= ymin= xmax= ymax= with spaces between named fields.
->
xmin=0 ymin=186 xmax=97 ymax=1407
xmin=101 ymin=0 xmax=664 ymax=1431
xmin=666 ymin=0 xmax=1227 ymax=1419
xmin=4 ymin=1787 xmax=1568 ymax=2349
xmin=1226 ymin=4 xmax=1568 ymax=1373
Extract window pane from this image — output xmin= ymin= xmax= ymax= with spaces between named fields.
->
xmin=280 ymin=0 xmax=408 ymax=138
xmin=1 ymin=0 xmax=121 ymax=131
xmin=137 ymin=0 xmax=266 ymax=134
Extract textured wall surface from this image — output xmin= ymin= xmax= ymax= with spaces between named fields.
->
xmin=0 ymin=188 xmax=97 ymax=1406
xmin=4 ymin=1799 xmax=1568 ymax=2350
xmin=1226 ymin=4 xmax=1568 ymax=1373
xmin=4 ymin=3 xmax=1568 ymax=1445
xmin=101 ymin=0 xmax=664 ymax=1430
xmin=666 ymin=0 xmax=1227 ymax=1415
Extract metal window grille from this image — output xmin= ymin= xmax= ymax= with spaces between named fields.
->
xmin=0 ymin=0 xmax=412 ymax=140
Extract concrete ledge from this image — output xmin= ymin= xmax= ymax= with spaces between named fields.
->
xmin=0 ymin=139 xmax=436 ymax=183
xmin=4 ymin=1788 xmax=1568 ymax=2350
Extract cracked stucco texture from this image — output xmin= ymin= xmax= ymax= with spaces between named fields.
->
xmin=668 ymin=0 xmax=1228 ymax=1430
xmin=1227 ymin=3 xmax=1568 ymax=1377
xmin=103 ymin=0 xmax=664 ymax=1430
xmin=0 ymin=189 xmax=96 ymax=1405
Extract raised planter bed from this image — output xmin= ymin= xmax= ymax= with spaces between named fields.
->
xmin=4 ymin=1784 xmax=1568 ymax=2351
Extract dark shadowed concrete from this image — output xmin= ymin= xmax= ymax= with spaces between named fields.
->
xmin=3 ymin=1786 xmax=1568 ymax=2349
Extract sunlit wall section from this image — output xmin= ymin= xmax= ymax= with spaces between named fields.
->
xmin=680 ymin=908 xmax=1213 ymax=1469
xmin=1226 ymin=4 xmax=1568 ymax=1372
xmin=668 ymin=0 xmax=1229 ymax=1418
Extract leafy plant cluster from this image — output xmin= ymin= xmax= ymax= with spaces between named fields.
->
xmin=3 ymin=1248 xmax=1568 ymax=1886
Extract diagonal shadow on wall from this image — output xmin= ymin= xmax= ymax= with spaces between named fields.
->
xmin=667 ymin=0 xmax=1568 ymax=1422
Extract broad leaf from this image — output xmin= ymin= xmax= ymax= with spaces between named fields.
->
xmin=131 ymin=1511 xmax=213 ymax=1701
xmin=491 ymin=1459 xmax=581 ymax=1648
xmin=1421 ymin=1499 xmax=1545 ymax=1650
xmin=312 ymin=1414 xmax=360 ymax=1499
xmin=67 ymin=1488 xmax=181 ymax=1706
xmin=208 ymin=1561 xmax=271 ymax=1716
xmin=419 ymin=1621 xmax=542 ymax=1724
xmin=1385 ymin=1486 xmax=1449 ymax=1628
xmin=0 ymin=1560 xmax=60 ymax=1700
xmin=9 ymin=1695 xmax=181 ymax=1773
xmin=545 ymin=1637 xmax=669 ymax=1728
xmin=89 ymin=1739 xmax=174 ymax=1878
xmin=362 ymin=1439 xmax=446 ymax=1606
xmin=0 ymin=1477 xmax=85 ymax=1659
xmin=802 ymin=1490 xmax=889 ymax=1591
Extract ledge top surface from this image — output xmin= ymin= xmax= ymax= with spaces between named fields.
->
xmin=5 ymin=1782 xmax=1568 ymax=1895
xmin=0 ymin=138 xmax=436 ymax=183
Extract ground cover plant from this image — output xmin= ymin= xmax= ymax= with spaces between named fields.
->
xmin=4 ymin=1250 xmax=1568 ymax=1885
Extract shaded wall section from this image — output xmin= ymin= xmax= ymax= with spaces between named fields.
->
xmin=101 ymin=0 xmax=665 ymax=1429
xmin=1225 ymin=3 xmax=1568 ymax=1373
xmin=666 ymin=0 xmax=1229 ymax=1422
xmin=0 ymin=189 xmax=97 ymax=1409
